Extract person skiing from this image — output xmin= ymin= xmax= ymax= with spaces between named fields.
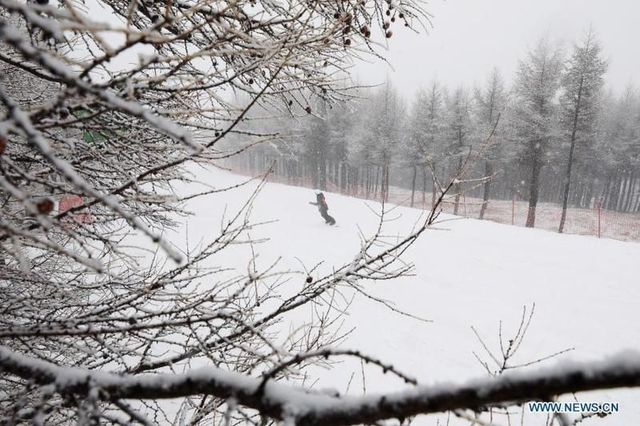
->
xmin=309 ymin=192 xmax=336 ymax=225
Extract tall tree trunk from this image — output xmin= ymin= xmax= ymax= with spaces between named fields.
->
xmin=365 ymin=167 xmax=370 ymax=198
xmin=626 ymin=174 xmax=636 ymax=212
xmin=385 ymin=163 xmax=390 ymax=203
xmin=629 ymin=176 xmax=639 ymax=213
xmin=340 ymin=162 xmax=347 ymax=193
xmin=422 ymin=165 xmax=428 ymax=207
xmin=558 ymin=110 xmax=582 ymax=232
xmin=380 ymin=165 xmax=385 ymax=201
xmin=310 ymin=157 xmax=319 ymax=189
xmin=526 ymin=150 xmax=543 ymax=228
xmin=318 ymin=153 xmax=327 ymax=191
xmin=618 ymin=173 xmax=628 ymax=211
xmin=410 ymin=165 xmax=417 ymax=207
xmin=349 ymin=167 xmax=354 ymax=195
xmin=558 ymin=140 xmax=576 ymax=233
xmin=584 ymin=178 xmax=594 ymax=208
xmin=431 ymin=175 xmax=437 ymax=210
xmin=453 ymin=158 xmax=463 ymax=216
xmin=620 ymin=174 xmax=630 ymax=212
xmin=576 ymin=178 xmax=585 ymax=208
xmin=623 ymin=172 xmax=636 ymax=212
xmin=610 ymin=173 xmax=621 ymax=211
xmin=479 ymin=161 xmax=493 ymax=220
xmin=602 ymin=174 xmax=612 ymax=209
xmin=616 ymin=172 xmax=627 ymax=211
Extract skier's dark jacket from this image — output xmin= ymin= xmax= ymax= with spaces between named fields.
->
xmin=310 ymin=193 xmax=335 ymax=224
xmin=312 ymin=193 xmax=329 ymax=212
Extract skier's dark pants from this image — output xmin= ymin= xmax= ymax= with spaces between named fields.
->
xmin=320 ymin=208 xmax=335 ymax=225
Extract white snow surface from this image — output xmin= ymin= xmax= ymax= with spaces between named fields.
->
xmin=164 ymin=165 xmax=640 ymax=425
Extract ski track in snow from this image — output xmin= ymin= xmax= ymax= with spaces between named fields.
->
xmin=159 ymin=166 xmax=640 ymax=425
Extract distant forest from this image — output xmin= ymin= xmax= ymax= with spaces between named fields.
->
xmin=230 ymin=32 xmax=640 ymax=229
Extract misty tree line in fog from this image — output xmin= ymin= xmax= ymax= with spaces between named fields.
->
xmin=231 ymin=31 xmax=640 ymax=229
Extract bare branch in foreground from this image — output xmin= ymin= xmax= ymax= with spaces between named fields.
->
xmin=1 ymin=345 xmax=639 ymax=425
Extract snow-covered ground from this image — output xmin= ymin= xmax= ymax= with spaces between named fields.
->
xmin=166 ymin=165 xmax=640 ymax=425
xmin=234 ymin=170 xmax=640 ymax=242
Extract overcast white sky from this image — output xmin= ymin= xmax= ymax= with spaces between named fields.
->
xmin=353 ymin=0 xmax=640 ymax=98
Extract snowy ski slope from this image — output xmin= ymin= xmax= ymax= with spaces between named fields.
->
xmin=166 ymin=166 xmax=640 ymax=425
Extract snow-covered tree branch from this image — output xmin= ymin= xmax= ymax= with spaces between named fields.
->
xmin=2 ymin=345 xmax=640 ymax=425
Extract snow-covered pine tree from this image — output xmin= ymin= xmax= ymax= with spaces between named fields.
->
xmin=474 ymin=68 xmax=507 ymax=219
xmin=403 ymin=88 xmax=429 ymax=207
xmin=327 ymin=98 xmax=357 ymax=193
xmin=444 ymin=86 xmax=473 ymax=215
xmin=305 ymin=98 xmax=331 ymax=190
xmin=558 ymin=28 xmax=607 ymax=233
xmin=403 ymin=81 xmax=446 ymax=207
xmin=351 ymin=82 xmax=405 ymax=202
xmin=377 ymin=82 xmax=405 ymax=202
xmin=513 ymin=38 xmax=563 ymax=227
xmin=597 ymin=87 xmax=640 ymax=211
